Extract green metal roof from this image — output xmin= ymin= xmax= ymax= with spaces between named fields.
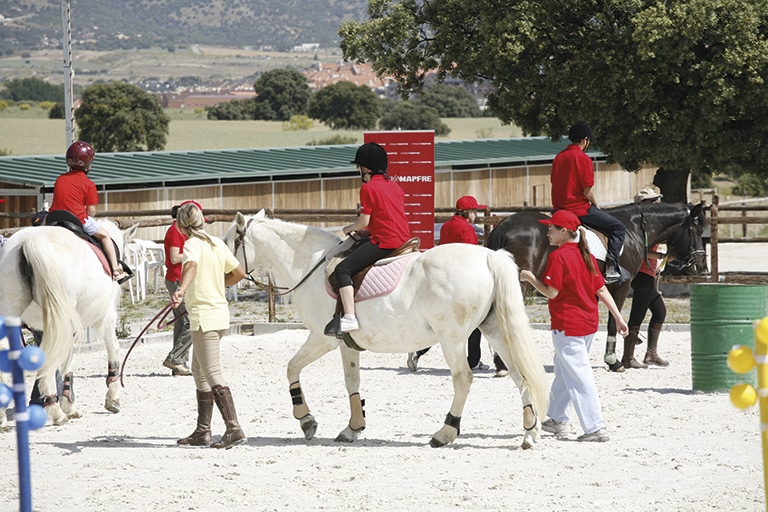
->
xmin=0 ymin=137 xmax=603 ymax=191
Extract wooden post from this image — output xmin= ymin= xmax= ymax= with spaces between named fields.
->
xmin=711 ymin=194 xmax=719 ymax=282
xmin=268 ymin=275 xmax=276 ymax=323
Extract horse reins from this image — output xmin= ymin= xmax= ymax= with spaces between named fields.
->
xmin=232 ymin=218 xmax=329 ymax=297
xmin=119 ymin=302 xmax=186 ymax=387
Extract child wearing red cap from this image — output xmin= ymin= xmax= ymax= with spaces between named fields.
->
xmin=407 ymin=195 xmax=490 ymax=372
xmin=520 ymin=209 xmax=628 ymax=442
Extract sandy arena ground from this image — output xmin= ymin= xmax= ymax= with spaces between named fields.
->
xmin=0 ymin=325 xmax=763 ymax=512
xmin=1 ymin=243 xmax=766 ymax=511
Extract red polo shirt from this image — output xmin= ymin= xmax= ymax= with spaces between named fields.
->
xmin=163 ymin=221 xmax=187 ymax=282
xmin=50 ymin=169 xmax=99 ymax=223
xmin=550 ymin=144 xmax=594 ymax=217
xmin=439 ymin=215 xmax=477 ymax=245
xmin=542 ymin=242 xmax=605 ymax=336
xmin=359 ymin=174 xmax=411 ymax=249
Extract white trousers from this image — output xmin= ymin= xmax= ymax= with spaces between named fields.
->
xmin=546 ymin=330 xmax=606 ymax=434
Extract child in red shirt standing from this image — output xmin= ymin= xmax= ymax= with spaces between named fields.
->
xmin=407 ymin=195 xmax=490 ymax=371
xmin=50 ymin=141 xmax=125 ymax=280
xmin=520 ymin=209 xmax=628 ymax=442
xmin=162 ymin=204 xmax=193 ymax=376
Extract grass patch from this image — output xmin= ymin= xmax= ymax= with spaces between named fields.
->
xmin=0 ymin=107 xmax=521 ymax=156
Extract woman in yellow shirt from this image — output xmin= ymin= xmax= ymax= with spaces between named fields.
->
xmin=171 ymin=201 xmax=248 ymax=449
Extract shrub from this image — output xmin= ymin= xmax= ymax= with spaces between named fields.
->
xmin=306 ymin=135 xmax=358 ymax=146
xmin=282 ymin=115 xmax=314 ymax=131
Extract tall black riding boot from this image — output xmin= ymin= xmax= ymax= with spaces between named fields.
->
xmin=644 ymin=322 xmax=669 ymax=367
xmin=177 ymin=390 xmax=213 ymax=446
xmin=211 ymin=385 xmax=247 ymax=449
xmin=621 ymin=326 xmax=648 ymax=369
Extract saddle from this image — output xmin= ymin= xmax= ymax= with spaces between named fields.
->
xmin=44 ymin=210 xmax=133 ymax=284
xmin=324 ymin=236 xmax=421 ymax=343
xmin=583 ymin=227 xmax=630 ymax=283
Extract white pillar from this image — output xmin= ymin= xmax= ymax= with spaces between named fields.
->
xmin=61 ymin=0 xmax=75 ymax=146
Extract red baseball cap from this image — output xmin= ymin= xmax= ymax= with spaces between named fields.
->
xmin=180 ymin=199 xmax=209 ymax=223
xmin=456 ymin=195 xmax=487 ymax=211
xmin=538 ymin=210 xmax=581 ymax=231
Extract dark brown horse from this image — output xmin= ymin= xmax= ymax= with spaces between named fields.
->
xmin=486 ymin=202 xmax=708 ymax=371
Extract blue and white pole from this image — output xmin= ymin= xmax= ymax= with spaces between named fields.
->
xmin=0 ymin=317 xmax=47 ymax=512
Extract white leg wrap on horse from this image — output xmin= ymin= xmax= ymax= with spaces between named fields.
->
xmin=348 ymin=393 xmax=365 ymax=431
xmin=290 ymin=382 xmax=310 ymax=420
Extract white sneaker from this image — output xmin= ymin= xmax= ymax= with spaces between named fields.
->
xmin=340 ymin=315 xmax=359 ymax=332
xmin=541 ymin=418 xmax=568 ymax=435
xmin=407 ymin=352 xmax=419 ymax=372
xmin=577 ymin=429 xmax=610 ymax=442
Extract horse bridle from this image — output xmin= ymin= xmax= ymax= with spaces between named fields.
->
xmin=636 ymin=205 xmax=705 ymax=275
xmin=232 ymin=218 xmax=327 ymax=297
xmin=662 ymin=207 xmax=707 ymax=274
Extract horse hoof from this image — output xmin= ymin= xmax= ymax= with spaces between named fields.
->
xmin=429 ymin=437 xmax=446 ymax=448
xmin=300 ymin=414 xmax=317 ymax=440
xmin=66 ymin=410 xmax=82 ymax=419
xmin=104 ymin=399 xmax=120 ymax=414
xmin=334 ymin=425 xmax=364 ymax=443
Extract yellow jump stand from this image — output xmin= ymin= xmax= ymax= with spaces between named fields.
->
xmin=728 ymin=317 xmax=768 ymax=509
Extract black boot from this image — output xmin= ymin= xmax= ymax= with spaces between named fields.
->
xmin=211 ymin=385 xmax=247 ymax=449
xmin=644 ymin=323 xmax=669 ymax=367
xmin=177 ymin=390 xmax=213 ymax=446
xmin=621 ymin=326 xmax=648 ymax=369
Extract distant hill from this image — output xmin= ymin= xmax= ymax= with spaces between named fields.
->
xmin=0 ymin=0 xmax=369 ymax=52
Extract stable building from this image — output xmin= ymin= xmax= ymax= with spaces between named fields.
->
xmin=0 ymin=137 xmax=657 ymax=240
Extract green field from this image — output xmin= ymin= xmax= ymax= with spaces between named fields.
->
xmin=0 ymin=107 xmax=523 ymax=156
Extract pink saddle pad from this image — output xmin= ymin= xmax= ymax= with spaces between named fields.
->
xmin=326 ymin=252 xmax=419 ymax=302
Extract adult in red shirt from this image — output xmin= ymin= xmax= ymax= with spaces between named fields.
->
xmin=520 ymin=209 xmax=628 ymax=442
xmin=161 ymin=204 xmax=193 ymax=376
xmin=50 ymin=141 xmax=125 ymax=280
xmin=550 ymin=121 xmax=626 ymax=283
xmin=332 ymin=142 xmax=411 ymax=333
xmin=407 ymin=195 xmax=490 ymax=372
xmin=622 ymin=188 xmax=669 ymax=369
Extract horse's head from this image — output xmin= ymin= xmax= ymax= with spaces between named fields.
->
xmin=664 ymin=202 xmax=708 ymax=276
xmin=224 ymin=210 xmax=266 ymax=273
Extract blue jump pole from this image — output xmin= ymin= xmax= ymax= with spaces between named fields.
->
xmin=2 ymin=317 xmax=34 ymax=512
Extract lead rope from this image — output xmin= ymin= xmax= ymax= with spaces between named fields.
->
xmin=119 ymin=302 xmax=186 ymax=387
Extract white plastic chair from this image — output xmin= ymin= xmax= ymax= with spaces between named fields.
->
xmin=124 ymin=242 xmax=147 ymax=303
xmin=133 ymin=239 xmax=165 ymax=292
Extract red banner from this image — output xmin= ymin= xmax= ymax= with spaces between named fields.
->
xmin=363 ymin=131 xmax=435 ymax=249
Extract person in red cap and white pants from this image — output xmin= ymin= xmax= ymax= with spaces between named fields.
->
xmin=520 ymin=209 xmax=628 ymax=442
xmin=407 ymin=195 xmax=491 ymax=372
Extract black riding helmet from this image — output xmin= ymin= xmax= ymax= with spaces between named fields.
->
xmin=351 ymin=142 xmax=388 ymax=175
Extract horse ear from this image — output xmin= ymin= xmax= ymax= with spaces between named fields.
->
xmin=235 ymin=212 xmax=246 ymax=230
xmin=255 ymin=209 xmax=266 ymax=220
xmin=122 ymin=222 xmax=140 ymax=243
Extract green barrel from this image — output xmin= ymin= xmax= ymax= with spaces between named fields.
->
xmin=690 ymin=284 xmax=768 ymax=393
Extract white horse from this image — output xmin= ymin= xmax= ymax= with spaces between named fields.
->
xmin=225 ymin=211 xmax=548 ymax=449
xmin=0 ymin=219 xmax=137 ymax=428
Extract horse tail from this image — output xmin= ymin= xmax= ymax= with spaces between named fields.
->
xmin=22 ymin=240 xmax=83 ymax=377
xmin=488 ymin=249 xmax=548 ymax=419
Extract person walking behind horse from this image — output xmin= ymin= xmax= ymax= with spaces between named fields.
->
xmin=332 ymin=142 xmax=411 ymax=333
xmin=162 ymin=204 xmax=193 ymax=376
xmin=171 ymin=201 xmax=248 ymax=449
xmin=50 ymin=141 xmax=126 ymax=280
xmin=520 ymin=210 xmax=628 ymax=442
xmin=622 ymin=188 xmax=669 ymax=369
xmin=407 ymin=195 xmax=490 ymax=372
xmin=551 ymin=121 xmax=626 ymax=284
